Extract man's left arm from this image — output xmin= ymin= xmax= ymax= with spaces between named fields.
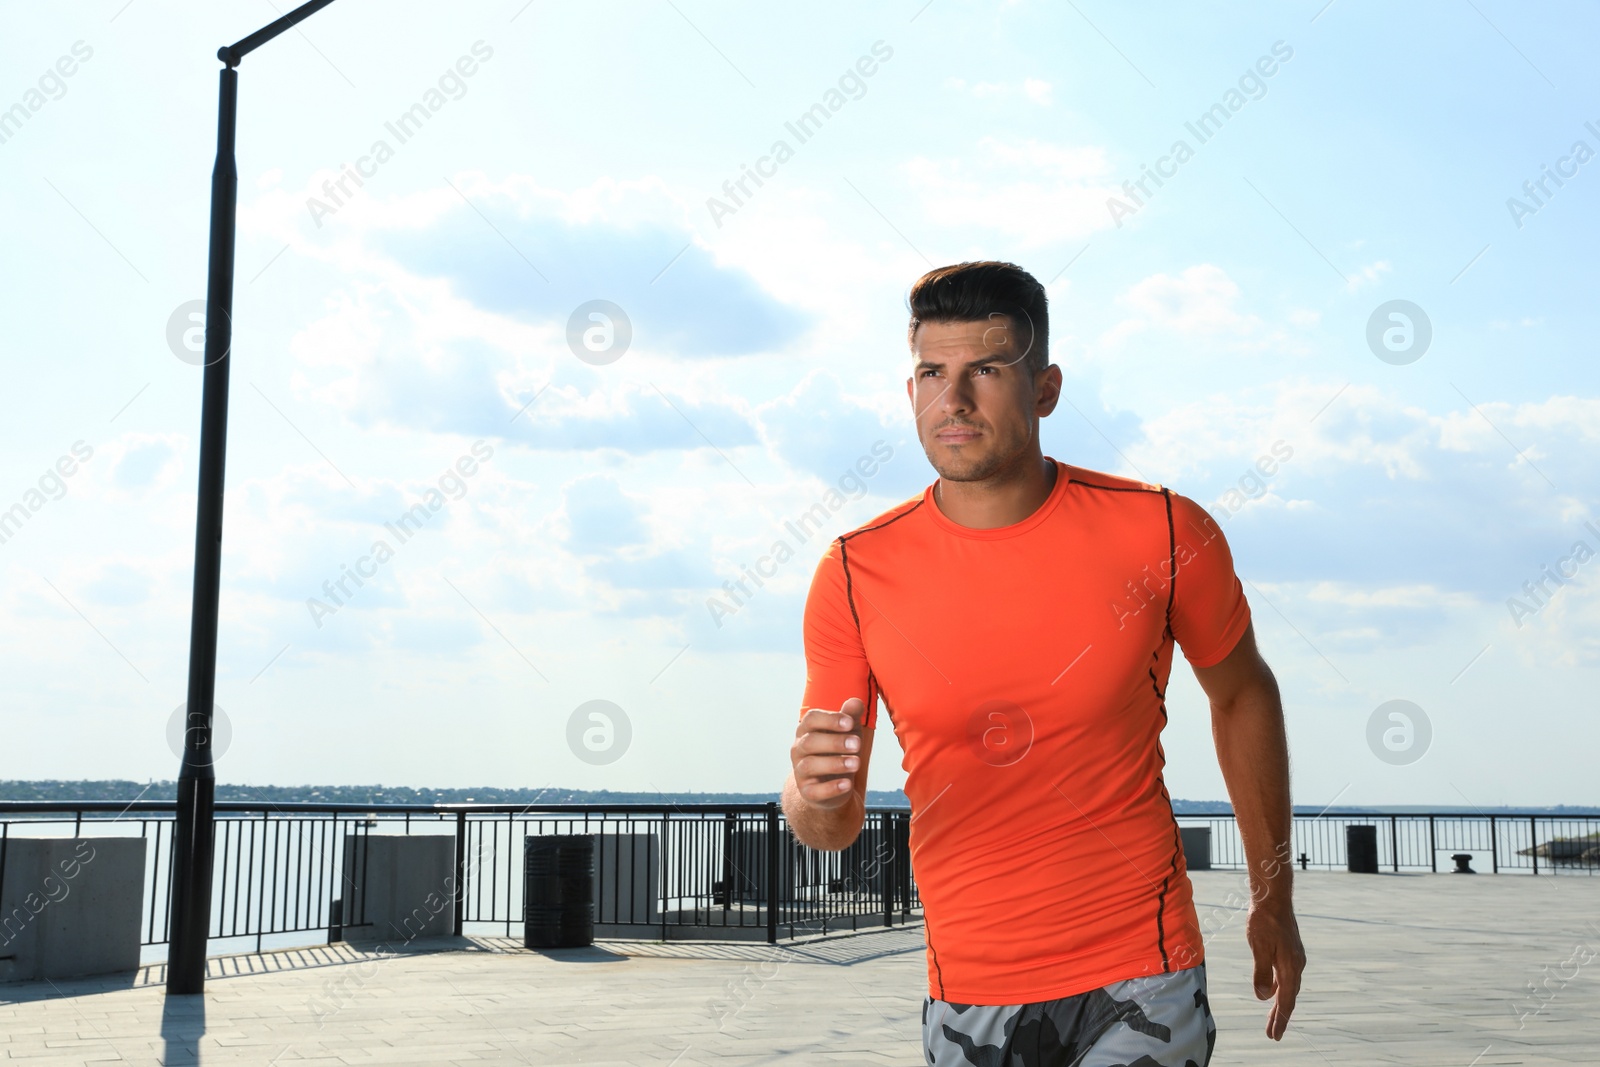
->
xmin=1163 ymin=489 xmax=1304 ymax=1042
xmin=1192 ymin=620 xmax=1305 ymax=1042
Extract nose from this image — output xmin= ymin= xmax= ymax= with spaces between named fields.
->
xmin=931 ymin=374 xmax=973 ymax=420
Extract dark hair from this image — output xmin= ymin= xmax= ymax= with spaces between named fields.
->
xmin=906 ymin=261 xmax=1049 ymax=375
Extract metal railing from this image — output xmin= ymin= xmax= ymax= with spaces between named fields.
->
xmin=0 ymin=803 xmax=377 ymax=953
xmin=1174 ymin=812 xmax=1600 ymax=874
xmin=0 ymin=801 xmax=919 ymax=952
xmin=1 ymin=802 xmax=1594 ymax=958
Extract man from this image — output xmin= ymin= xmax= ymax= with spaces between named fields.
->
xmin=781 ymin=261 xmax=1304 ymax=1066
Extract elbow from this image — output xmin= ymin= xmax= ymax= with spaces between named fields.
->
xmin=782 ymin=786 xmax=866 ymax=852
xmin=816 ymin=819 xmax=867 ymax=853
xmin=795 ymin=810 xmax=867 ymax=853
xmin=1211 ymin=670 xmax=1282 ymax=720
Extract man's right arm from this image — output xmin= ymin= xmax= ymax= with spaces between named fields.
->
xmin=784 ymin=704 xmax=875 ymax=852
xmin=786 ymin=542 xmax=879 ymax=852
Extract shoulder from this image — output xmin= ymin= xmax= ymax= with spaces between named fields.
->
xmin=805 ymin=487 xmax=927 ymax=580
xmin=1061 ymin=464 xmax=1219 ymax=540
xmin=1061 ymin=462 xmax=1165 ymax=496
xmin=835 ymin=488 xmax=927 ymax=547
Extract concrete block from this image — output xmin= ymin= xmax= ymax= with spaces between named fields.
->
xmin=0 ymin=837 xmax=146 ymax=982
xmin=338 ymin=835 xmax=456 ymax=946
xmin=594 ymin=832 xmax=659 ymax=923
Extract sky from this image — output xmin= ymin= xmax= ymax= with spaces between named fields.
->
xmin=1 ymin=0 xmax=1596 ymax=809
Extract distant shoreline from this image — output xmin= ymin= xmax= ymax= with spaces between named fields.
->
xmin=3 ymin=780 xmax=1597 ymax=816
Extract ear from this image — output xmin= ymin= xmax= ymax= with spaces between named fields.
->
xmin=1035 ymin=364 xmax=1062 ymax=417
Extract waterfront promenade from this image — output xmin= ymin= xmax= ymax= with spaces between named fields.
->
xmin=2 ymin=870 xmax=1596 ymax=1065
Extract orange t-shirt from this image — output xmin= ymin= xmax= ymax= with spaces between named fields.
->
xmin=798 ymin=458 xmax=1252 ymax=1005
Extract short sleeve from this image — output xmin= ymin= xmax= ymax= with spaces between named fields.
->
xmin=1166 ymin=491 xmax=1252 ymax=669
xmin=800 ymin=539 xmax=881 ymax=729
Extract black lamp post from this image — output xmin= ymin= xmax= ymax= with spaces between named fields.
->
xmin=167 ymin=0 xmax=342 ymax=996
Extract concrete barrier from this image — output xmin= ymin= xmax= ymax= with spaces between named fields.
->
xmin=338 ymin=835 xmax=456 ymax=944
xmin=0 ymin=838 xmax=145 ymax=982
xmin=595 ymin=832 xmax=660 ymax=924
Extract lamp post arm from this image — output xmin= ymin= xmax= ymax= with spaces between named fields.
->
xmin=218 ymin=0 xmax=342 ymax=67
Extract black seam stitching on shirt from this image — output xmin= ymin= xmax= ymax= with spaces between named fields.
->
xmin=838 ymin=536 xmax=863 ymax=633
xmin=836 ymin=502 xmax=922 ymax=634
xmin=1151 ymin=643 xmax=1179 ymax=972
xmin=1156 ymin=770 xmax=1182 ymax=973
xmin=910 ymin=811 xmax=941 ymax=996
xmin=839 ymin=498 xmax=924 ymax=544
xmin=1067 ymin=477 xmax=1164 ymax=495
xmin=1152 ymin=488 xmax=1180 ymax=971
xmin=1162 ymin=487 xmax=1176 ymax=642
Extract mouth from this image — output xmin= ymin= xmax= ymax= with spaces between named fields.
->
xmin=936 ymin=427 xmax=981 ymax=444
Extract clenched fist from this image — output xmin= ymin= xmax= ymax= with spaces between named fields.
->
xmin=790 ymin=696 xmax=866 ymax=811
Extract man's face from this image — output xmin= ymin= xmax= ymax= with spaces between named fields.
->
xmin=905 ymin=315 xmax=1060 ymax=482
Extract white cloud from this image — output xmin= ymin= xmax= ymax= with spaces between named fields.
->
xmin=944 ymin=78 xmax=1053 ymax=105
xmin=82 ymin=561 xmax=154 ymax=607
xmin=755 ymin=368 xmax=908 ymax=487
xmin=1130 ymin=379 xmax=1443 ymax=484
xmin=903 ymin=136 xmax=1119 ymax=246
xmin=1344 ymin=259 xmax=1392 ymax=292
xmin=1122 ymin=264 xmax=1258 ymax=333
xmin=1508 ymin=570 xmax=1600 ymax=667
xmin=79 ymin=432 xmax=187 ymax=502
xmin=559 ymin=473 xmax=651 ymax=555
xmin=1098 ymin=264 xmax=1267 ymax=352
xmin=1305 ymin=582 xmax=1478 ymax=611
xmin=1435 ymin=395 xmax=1600 ymax=462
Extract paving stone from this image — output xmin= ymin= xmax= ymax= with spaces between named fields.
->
xmin=1 ymin=872 xmax=1597 ymax=1064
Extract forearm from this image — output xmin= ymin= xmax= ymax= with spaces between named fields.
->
xmin=1211 ymin=675 xmax=1293 ymax=906
xmin=781 ymin=771 xmax=865 ymax=852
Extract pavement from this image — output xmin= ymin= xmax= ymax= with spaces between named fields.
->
xmin=1 ymin=869 xmax=1597 ymax=1065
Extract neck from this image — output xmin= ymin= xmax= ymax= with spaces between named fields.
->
xmin=935 ymin=453 xmax=1056 ymax=530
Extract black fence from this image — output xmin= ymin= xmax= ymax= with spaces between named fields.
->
xmin=0 ymin=802 xmax=1593 ymax=957
xmin=0 ymin=801 xmax=918 ymax=952
xmin=1174 ymin=811 xmax=1600 ymax=874
xmin=445 ymin=804 xmax=915 ymax=942
xmin=0 ymin=803 xmax=380 ymax=953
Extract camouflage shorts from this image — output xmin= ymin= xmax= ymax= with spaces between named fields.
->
xmin=921 ymin=963 xmax=1214 ymax=1067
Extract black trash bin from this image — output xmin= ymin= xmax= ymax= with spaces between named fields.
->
xmin=525 ymin=834 xmax=595 ymax=948
xmin=1346 ymin=824 xmax=1379 ymax=873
